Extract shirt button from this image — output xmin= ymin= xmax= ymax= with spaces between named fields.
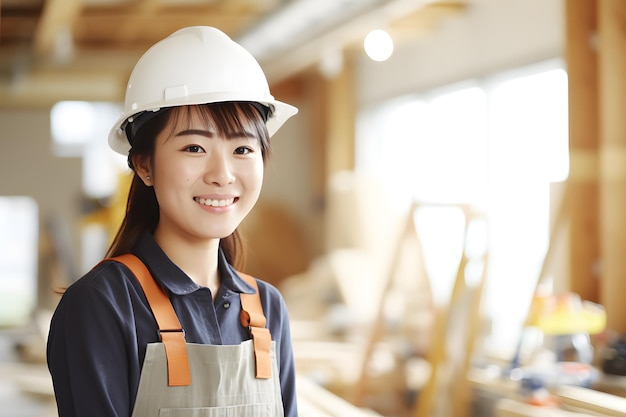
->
xmin=223 ymin=302 xmax=230 ymax=309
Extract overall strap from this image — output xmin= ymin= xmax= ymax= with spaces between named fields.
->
xmin=238 ymin=272 xmax=273 ymax=379
xmin=109 ymin=254 xmax=190 ymax=387
xmin=108 ymin=254 xmax=272 ymax=381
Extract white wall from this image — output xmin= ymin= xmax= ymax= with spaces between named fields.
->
xmin=356 ymin=0 xmax=564 ymax=107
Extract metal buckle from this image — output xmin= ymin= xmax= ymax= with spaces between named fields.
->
xmin=157 ymin=328 xmax=185 ymax=341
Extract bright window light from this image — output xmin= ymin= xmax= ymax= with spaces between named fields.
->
xmin=50 ymin=101 xmax=97 ymax=155
xmin=50 ymin=101 xmax=126 ymax=198
xmin=484 ymin=67 xmax=569 ymax=350
xmin=0 ymin=196 xmax=38 ymax=326
xmin=356 ymin=60 xmax=569 ymax=354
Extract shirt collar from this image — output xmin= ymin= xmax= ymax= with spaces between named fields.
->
xmin=132 ymin=231 xmax=256 ymax=296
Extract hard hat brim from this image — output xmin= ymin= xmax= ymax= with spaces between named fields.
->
xmin=108 ymin=98 xmax=298 ymax=156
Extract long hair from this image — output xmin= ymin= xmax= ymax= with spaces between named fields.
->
xmin=106 ymin=102 xmax=271 ymax=270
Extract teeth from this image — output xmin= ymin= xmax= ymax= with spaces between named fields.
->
xmin=194 ymin=197 xmax=235 ymax=207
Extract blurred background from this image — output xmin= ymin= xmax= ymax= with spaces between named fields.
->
xmin=1 ymin=0 xmax=625 ymax=416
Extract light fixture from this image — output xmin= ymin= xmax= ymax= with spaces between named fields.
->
xmin=364 ymin=29 xmax=394 ymax=62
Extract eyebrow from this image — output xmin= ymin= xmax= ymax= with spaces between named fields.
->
xmin=175 ymin=129 xmax=256 ymax=139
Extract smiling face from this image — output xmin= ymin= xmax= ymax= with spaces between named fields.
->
xmin=136 ymin=104 xmax=266 ymax=246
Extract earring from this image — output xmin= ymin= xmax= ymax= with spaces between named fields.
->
xmin=146 ymin=176 xmax=151 ymax=182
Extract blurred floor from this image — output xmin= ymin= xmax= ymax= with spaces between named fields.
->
xmin=0 ymin=326 xmax=57 ymax=417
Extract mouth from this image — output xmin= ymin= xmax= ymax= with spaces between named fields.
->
xmin=193 ymin=197 xmax=237 ymax=207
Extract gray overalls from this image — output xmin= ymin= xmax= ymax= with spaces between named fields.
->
xmin=112 ymin=254 xmax=284 ymax=417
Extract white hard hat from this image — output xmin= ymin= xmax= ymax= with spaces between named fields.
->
xmin=108 ymin=26 xmax=298 ymax=155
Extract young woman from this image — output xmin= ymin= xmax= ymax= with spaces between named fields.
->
xmin=47 ymin=26 xmax=299 ymax=417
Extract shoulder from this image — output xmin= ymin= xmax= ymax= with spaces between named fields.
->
xmin=250 ymin=276 xmax=283 ymax=300
xmin=236 ymin=271 xmax=283 ymax=302
xmin=67 ymin=259 xmax=134 ymax=291
xmin=48 ymin=260 xmax=144 ymax=345
xmin=59 ymin=259 xmax=140 ymax=309
xmin=248 ymin=277 xmax=291 ymax=320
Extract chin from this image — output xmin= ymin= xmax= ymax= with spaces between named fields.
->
xmin=201 ymin=228 xmax=238 ymax=240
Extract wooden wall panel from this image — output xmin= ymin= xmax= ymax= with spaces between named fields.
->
xmin=566 ymin=0 xmax=626 ymax=333
xmin=564 ymin=0 xmax=600 ymax=303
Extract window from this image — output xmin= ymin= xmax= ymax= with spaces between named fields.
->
xmin=51 ymin=101 xmax=127 ymax=199
xmin=356 ymin=60 xmax=569 ymax=354
xmin=0 ymin=197 xmax=39 ymax=326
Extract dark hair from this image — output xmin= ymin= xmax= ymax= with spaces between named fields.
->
xmin=106 ymin=102 xmax=271 ymax=270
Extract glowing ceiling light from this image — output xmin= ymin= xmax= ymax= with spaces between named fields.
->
xmin=364 ymin=29 xmax=393 ymax=62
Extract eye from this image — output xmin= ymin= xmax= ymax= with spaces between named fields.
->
xmin=234 ymin=146 xmax=254 ymax=155
xmin=184 ymin=145 xmax=204 ymax=153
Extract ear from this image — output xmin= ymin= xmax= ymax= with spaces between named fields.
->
xmin=132 ymin=155 xmax=153 ymax=186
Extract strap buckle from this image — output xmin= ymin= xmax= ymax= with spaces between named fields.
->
xmin=157 ymin=328 xmax=185 ymax=340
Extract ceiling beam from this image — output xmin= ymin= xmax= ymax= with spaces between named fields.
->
xmin=249 ymin=0 xmax=460 ymax=83
xmin=0 ymin=68 xmax=126 ymax=109
xmin=2 ymin=0 xmax=466 ymax=108
xmin=33 ymin=0 xmax=82 ymax=55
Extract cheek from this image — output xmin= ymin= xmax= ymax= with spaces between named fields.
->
xmin=154 ymin=152 xmax=196 ymax=181
xmin=152 ymin=158 xmax=191 ymax=194
xmin=252 ymin=161 xmax=264 ymax=189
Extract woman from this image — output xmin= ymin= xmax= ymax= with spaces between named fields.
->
xmin=47 ymin=26 xmax=299 ymax=417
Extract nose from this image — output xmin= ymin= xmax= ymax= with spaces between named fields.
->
xmin=204 ymin=150 xmax=235 ymax=186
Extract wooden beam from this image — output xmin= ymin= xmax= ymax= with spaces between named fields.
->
xmin=138 ymin=0 xmax=162 ymax=12
xmin=75 ymin=2 xmax=266 ymax=46
xmin=325 ymin=54 xmax=355 ymax=178
xmin=73 ymin=14 xmax=256 ymax=48
xmin=0 ymin=68 xmax=126 ymax=109
xmin=33 ymin=0 xmax=82 ymax=55
xmin=564 ymin=0 xmax=600 ymax=303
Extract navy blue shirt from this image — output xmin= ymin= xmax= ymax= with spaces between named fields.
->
xmin=47 ymin=232 xmax=298 ymax=417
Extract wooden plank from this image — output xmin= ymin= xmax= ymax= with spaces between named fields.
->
xmin=555 ymin=385 xmax=626 ymax=417
xmin=496 ymin=398 xmax=600 ymax=417
xmin=297 ymin=375 xmax=383 ymax=417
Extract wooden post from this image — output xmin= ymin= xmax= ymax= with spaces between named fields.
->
xmin=315 ymin=53 xmax=357 ymax=253
xmin=324 ymin=54 xmax=356 ymax=179
xmin=598 ymin=0 xmax=626 ymax=333
xmin=564 ymin=0 xmax=600 ymax=303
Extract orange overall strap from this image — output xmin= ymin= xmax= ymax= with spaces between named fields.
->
xmin=109 ymin=254 xmax=191 ymax=387
xmin=238 ymin=272 xmax=272 ymax=379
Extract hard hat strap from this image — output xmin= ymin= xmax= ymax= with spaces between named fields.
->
xmin=125 ymin=108 xmax=167 ymax=148
xmin=250 ymin=102 xmax=271 ymax=123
